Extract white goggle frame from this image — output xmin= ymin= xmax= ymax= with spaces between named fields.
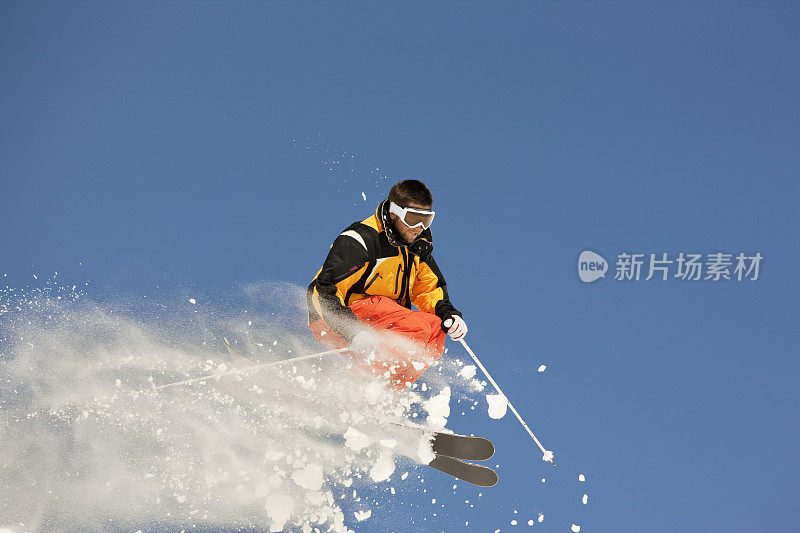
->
xmin=389 ymin=201 xmax=435 ymax=230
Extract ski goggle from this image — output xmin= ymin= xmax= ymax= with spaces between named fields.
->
xmin=389 ymin=201 xmax=435 ymax=230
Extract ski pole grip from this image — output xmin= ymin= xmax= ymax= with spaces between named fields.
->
xmin=443 ymin=318 xmax=453 ymax=329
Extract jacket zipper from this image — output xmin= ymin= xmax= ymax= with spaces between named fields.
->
xmin=364 ymin=272 xmax=381 ymax=292
xmin=399 ymin=248 xmax=409 ymax=305
xmin=394 ymin=264 xmax=402 ymax=296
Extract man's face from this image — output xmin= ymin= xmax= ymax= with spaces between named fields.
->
xmin=389 ymin=202 xmax=431 ymax=244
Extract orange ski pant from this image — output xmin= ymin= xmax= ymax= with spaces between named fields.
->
xmin=309 ymin=295 xmax=446 ymax=390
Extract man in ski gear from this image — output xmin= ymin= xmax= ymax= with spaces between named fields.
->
xmin=307 ymin=180 xmax=467 ymax=390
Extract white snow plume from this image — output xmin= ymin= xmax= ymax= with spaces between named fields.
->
xmin=0 ymin=280 xmax=469 ymax=532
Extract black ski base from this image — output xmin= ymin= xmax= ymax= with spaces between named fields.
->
xmin=431 ymin=432 xmax=494 ymax=461
xmin=427 ymin=454 xmax=498 ymax=487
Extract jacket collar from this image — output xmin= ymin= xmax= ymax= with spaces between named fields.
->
xmin=378 ymin=200 xmax=405 ymax=247
xmin=376 ymin=200 xmax=434 ymax=260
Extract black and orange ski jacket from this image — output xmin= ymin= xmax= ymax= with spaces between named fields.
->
xmin=307 ymin=200 xmax=461 ymax=342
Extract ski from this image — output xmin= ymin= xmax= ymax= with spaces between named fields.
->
xmin=427 ymin=454 xmax=498 ymax=487
xmin=431 ymin=432 xmax=494 ymax=461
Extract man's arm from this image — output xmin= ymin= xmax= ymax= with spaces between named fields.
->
xmin=309 ymin=228 xmax=372 ymax=342
xmin=410 ymin=255 xmax=462 ymax=330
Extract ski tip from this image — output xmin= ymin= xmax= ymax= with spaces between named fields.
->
xmin=476 ymin=469 xmax=499 ymax=487
xmin=428 ymin=455 xmax=499 ymax=487
xmin=475 ymin=438 xmax=495 ymax=461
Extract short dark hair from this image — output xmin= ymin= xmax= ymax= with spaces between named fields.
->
xmin=388 ymin=179 xmax=433 ymax=208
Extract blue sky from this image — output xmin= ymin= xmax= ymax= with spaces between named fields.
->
xmin=2 ymin=2 xmax=799 ymax=532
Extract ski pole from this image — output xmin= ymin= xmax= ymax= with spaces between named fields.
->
xmin=153 ymin=346 xmax=349 ymax=391
xmin=459 ymin=338 xmax=555 ymax=466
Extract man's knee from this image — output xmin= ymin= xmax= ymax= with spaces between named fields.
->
xmin=424 ymin=313 xmax=444 ymax=337
xmin=309 ymin=318 xmax=348 ymax=349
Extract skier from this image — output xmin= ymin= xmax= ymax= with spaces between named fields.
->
xmin=307 ymin=179 xmax=468 ymax=390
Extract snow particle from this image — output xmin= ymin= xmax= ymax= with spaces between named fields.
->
xmin=188 ymin=298 xmax=196 ymax=304
xmin=370 ymin=451 xmax=395 ymax=482
xmin=486 ymin=393 xmax=508 ymax=419
xmin=354 ymin=509 xmax=371 ymax=521
xmin=291 ymin=463 xmax=324 ymax=491
xmin=511 ymin=519 xmax=518 ymax=525
xmin=537 ymin=364 xmax=547 ymax=372
xmin=344 ymin=427 xmax=372 ymax=451
xmin=361 ymin=192 xmax=367 ymax=201
xmin=571 ymin=524 xmax=581 ymax=532
xmin=459 ymin=365 xmax=477 ymax=380
xmin=265 ymin=493 xmax=294 ymax=531
xmin=579 ymin=473 xmax=586 ymax=482
xmin=423 ymin=387 xmax=451 ymax=427
xmin=582 ymin=493 xmax=588 ymax=505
